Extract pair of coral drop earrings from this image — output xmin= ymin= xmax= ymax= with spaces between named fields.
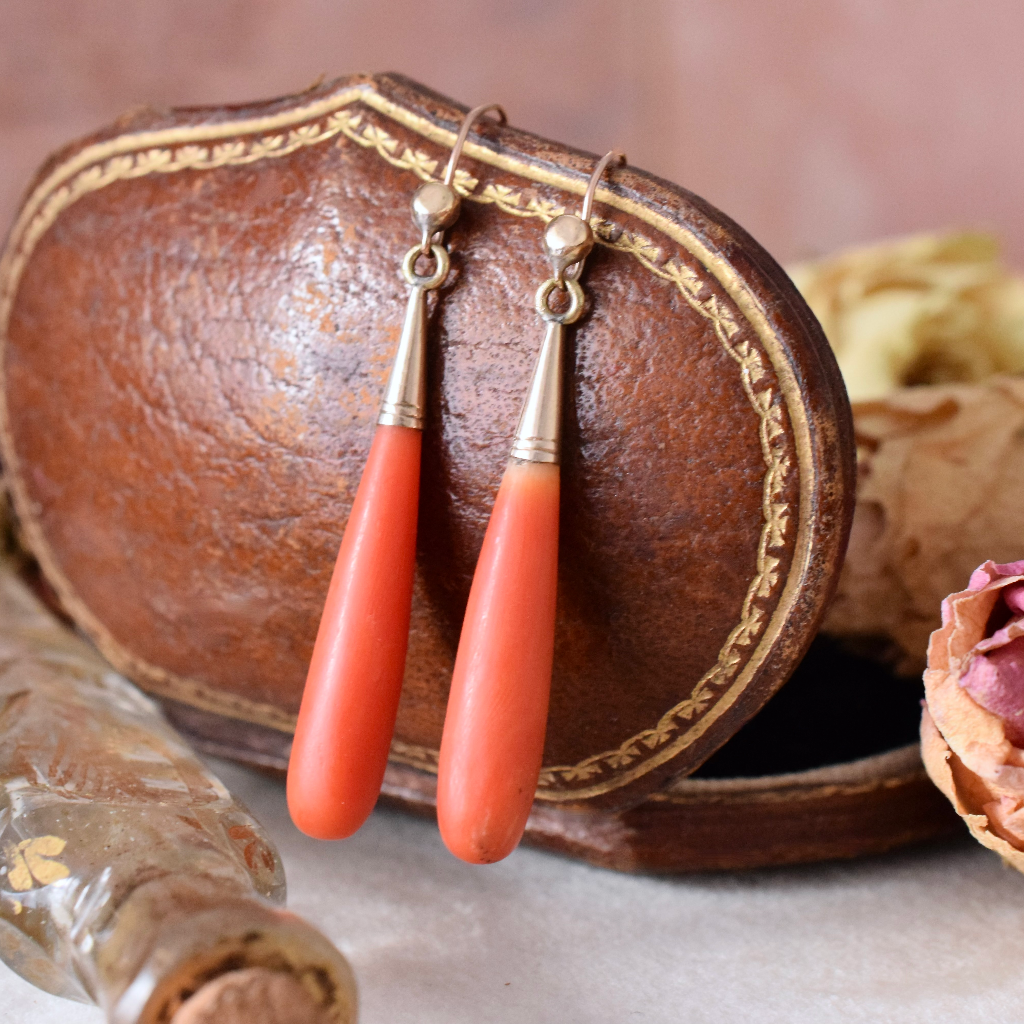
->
xmin=287 ymin=103 xmax=625 ymax=864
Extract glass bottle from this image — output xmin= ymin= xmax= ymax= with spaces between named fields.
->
xmin=0 ymin=560 xmax=356 ymax=1023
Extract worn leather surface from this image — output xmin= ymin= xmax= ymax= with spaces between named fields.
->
xmin=0 ymin=73 xmax=854 ymax=810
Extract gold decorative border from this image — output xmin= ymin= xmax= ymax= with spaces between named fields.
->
xmin=536 ymin=231 xmax=791 ymax=790
xmin=0 ymin=81 xmax=811 ymax=802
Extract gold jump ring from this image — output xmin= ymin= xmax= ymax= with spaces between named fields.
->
xmin=535 ymin=277 xmax=585 ymax=324
xmin=402 ymin=244 xmax=450 ymax=290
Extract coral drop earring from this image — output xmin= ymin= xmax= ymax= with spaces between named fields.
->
xmin=437 ymin=340 xmax=563 ymax=864
xmin=287 ymin=104 xmax=507 ymax=840
xmin=437 ymin=151 xmax=626 ymax=863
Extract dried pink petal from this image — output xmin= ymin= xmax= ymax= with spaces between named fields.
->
xmin=923 ymin=559 xmax=1024 ymax=867
xmin=968 ymin=560 xmax=1024 ymax=591
xmin=961 ymin=637 xmax=1024 ymax=745
xmin=954 ymin=566 xmax=1024 ymax=745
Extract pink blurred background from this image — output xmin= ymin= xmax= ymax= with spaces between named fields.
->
xmin=2 ymin=0 xmax=1022 ymax=268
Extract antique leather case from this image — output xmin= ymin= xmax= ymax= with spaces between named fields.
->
xmin=1 ymin=74 xmax=945 ymax=869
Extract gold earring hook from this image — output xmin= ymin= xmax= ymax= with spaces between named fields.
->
xmin=519 ymin=148 xmax=627 ymax=468
xmin=580 ymin=149 xmax=627 ymax=224
xmin=540 ymin=149 xmax=627 ymax=288
xmin=411 ymin=102 xmax=508 ymax=258
xmin=443 ymin=102 xmax=508 ymax=186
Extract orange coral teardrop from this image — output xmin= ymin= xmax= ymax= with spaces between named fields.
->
xmin=287 ymin=425 xmax=421 ymax=840
xmin=437 ymin=460 xmax=560 ymax=863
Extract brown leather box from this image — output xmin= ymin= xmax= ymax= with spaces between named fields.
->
xmin=0 ymin=73 xmax=958 ymax=870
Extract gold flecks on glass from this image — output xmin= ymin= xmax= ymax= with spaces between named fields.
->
xmin=5 ymin=836 xmax=70 ymax=891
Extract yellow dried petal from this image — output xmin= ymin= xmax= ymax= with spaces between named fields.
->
xmin=790 ymin=231 xmax=1024 ymax=401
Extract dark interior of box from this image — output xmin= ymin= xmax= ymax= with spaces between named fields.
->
xmin=692 ymin=634 xmax=924 ymax=778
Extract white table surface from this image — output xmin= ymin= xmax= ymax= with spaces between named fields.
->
xmin=5 ymin=756 xmax=1024 ymax=1024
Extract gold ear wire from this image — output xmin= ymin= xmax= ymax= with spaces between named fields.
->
xmin=443 ymin=102 xmax=508 ymax=186
xmin=580 ymin=149 xmax=627 ymax=223
xmin=541 ymin=149 xmax=628 ymax=289
xmin=411 ymin=102 xmax=507 ymax=257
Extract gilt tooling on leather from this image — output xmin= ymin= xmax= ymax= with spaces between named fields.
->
xmin=0 ymin=74 xmax=852 ymax=807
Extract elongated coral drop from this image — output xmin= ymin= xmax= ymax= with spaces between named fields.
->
xmin=437 ymin=460 xmax=560 ymax=863
xmin=287 ymin=424 xmax=421 ymax=839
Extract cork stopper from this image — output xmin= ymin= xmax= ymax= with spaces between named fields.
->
xmin=100 ymin=877 xmax=357 ymax=1024
xmin=172 ymin=968 xmax=334 ymax=1024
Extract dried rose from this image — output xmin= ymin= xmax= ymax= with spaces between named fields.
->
xmin=922 ymin=559 xmax=1024 ymax=869
xmin=790 ymin=233 xmax=1024 ymax=676
xmin=822 ymin=377 xmax=1024 ymax=675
